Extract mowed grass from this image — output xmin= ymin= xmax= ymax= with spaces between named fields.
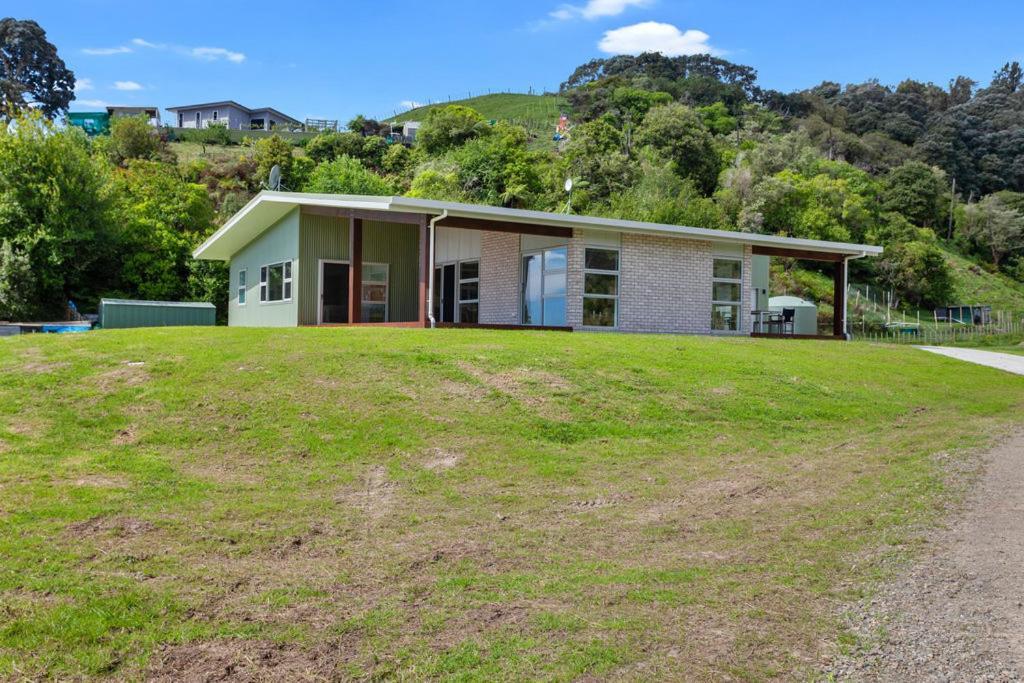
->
xmin=0 ymin=328 xmax=1021 ymax=680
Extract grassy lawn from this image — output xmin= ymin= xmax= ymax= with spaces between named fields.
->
xmin=1 ymin=328 xmax=1021 ymax=680
xmin=389 ymin=93 xmax=567 ymax=126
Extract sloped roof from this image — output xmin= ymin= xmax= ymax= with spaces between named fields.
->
xmin=193 ymin=191 xmax=885 ymax=262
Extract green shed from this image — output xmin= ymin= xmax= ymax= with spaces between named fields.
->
xmin=67 ymin=112 xmax=110 ymax=136
xmin=99 ymin=299 xmax=216 ymax=329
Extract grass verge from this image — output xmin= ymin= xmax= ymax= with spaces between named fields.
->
xmin=0 ymin=328 xmax=1021 ymax=680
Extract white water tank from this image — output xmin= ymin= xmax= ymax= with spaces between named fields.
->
xmin=768 ymin=296 xmax=819 ymax=336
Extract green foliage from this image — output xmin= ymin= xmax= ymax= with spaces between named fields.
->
xmin=108 ymin=160 xmax=215 ymax=301
xmin=252 ymin=135 xmax=294 ymax=188
xmin=882 ymin=161 xmax=947 ymax=228
xmin=0 ymin=238 xmax=35 ymax=320
xmin=407 ymin=163 xmax=466 ymax=202
xmin=608 ymin=156 xmax=724 ymax=228
xmin=635 ymin=103 xmax=720 ymax=195
xmin=105 ymin=115 xmax=172 ymax=166
xmin=186 ymin=259 xmax=229 ymax=323
xmin=416 ymin=105 xmax=490 ymax=155
xmin=876 ymin=240 xmax=955 ymax=307
xmin=563 ymin=119 xmax=635 ymax=207
xmin=610 ymin=87 xmax=672 ymax=124
xmin=0 ymin=19 xmax=75 ymax=119
xmin=698 ymin=102 xmax=738 ymax=136
xmin=958 ymin=194 xmax=1024 ymax=268
xmin=0 ymin=114 xmax=111 ymax=317
xmin=304 ymin=155 xmax=396 ymax=195
xmin=306 ymin=131 xmax=365 ymax=164
xmin=446 ymin=123 xmax=542 ymax=207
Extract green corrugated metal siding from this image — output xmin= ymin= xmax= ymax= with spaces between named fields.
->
xmin=228 ymin=208 xmax=300 ymax=327
xmin=364 ymin=220 xmax=420 ymax=323
xmin=298 ymin=214 xmax=349 ymax=325
xmin=296 ymin=213 xmax=421 ymax=324
xmin=100 ymin=299 xmax=216 ymax=328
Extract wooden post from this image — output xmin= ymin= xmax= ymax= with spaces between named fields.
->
xmin=418 ymin=215 xmax=429 ymax=328
xmin=833 ymin=260 xmax=846 ymax=337
xmin=348 ymin=218 xmax=362 ymax=324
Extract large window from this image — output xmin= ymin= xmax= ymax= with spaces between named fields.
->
xmin=583 ymin=247 xmax=619 ymax=327
xmin=522 ymin=246 xmax=566 ymax=326
xmin=711 ymin=258 xmax=742 ymax=332
xmin=361 ymin=263 xmax=388 ymax=323
xmin=260 ymin=261 xmax=292 ymax=303
xmin=237 ymin=269 xmax=247 ymax=305
xmin=458 ymin=260 xmax=479 ymax=323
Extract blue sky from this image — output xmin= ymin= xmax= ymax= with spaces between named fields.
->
xmin=28 ymin=0 xmax=1024 ymax=124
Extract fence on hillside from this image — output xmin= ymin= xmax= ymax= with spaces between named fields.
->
xmin=852 ymin=320 xmax=1024 ymax=345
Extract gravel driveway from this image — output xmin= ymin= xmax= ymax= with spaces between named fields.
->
xmin=824 ymin=431 xmax=1024 ymax=681
xmin=918 ymin=346 xmax=1024 ymax=376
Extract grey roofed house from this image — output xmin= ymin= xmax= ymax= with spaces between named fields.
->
xmin=166 ymin=101 xmax=301 ymax=131
xmin=193 ymin=191 xmax=882 ymax=338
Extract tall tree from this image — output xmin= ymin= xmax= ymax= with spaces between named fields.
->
xmin=0 ymin=18 xmax=75 ymax=119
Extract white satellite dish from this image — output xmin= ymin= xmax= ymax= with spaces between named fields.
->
xmin=267 ymin=164 xmax=282 ymax=191
xmin=564 ymin=177 xmax=573 ymax=193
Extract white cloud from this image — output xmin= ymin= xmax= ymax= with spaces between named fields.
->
xmin=114 ymin=81 xmax=143 ymax=91
xmin=75 ymin=99 xmax=109 ymax=108
xmin=131 ymin=38 xmax=164 ymax=48
xmin=598 ymin=22 xmax=721 ymax=56
xmin=82 ymin=46 xmax=132 ymax=56
xmin=189 ymin=47 xmax=246 ymax=63
xmin=400 ymin=100 xmax=424 ymax=110
xmin=550 ymin=0 xmax=651 ymax=21
xmin=75 ymin=78 xmax=94 ymax=92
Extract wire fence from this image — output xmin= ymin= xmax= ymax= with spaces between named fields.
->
xmin=852 ymin=320 xmax=1024 ymax=345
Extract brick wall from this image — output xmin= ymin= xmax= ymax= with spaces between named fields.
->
xmin=479 ymin=231 xmax=520 ymax=324
xmin=618 ymin=233 xmax=715 ymax=334
xmin=567 ymin=229 xmax=585 ymax=329
xmin=740 ymin=245 xmax=753 ymax=335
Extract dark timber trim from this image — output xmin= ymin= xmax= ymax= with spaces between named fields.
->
xmin=751 ymin=245 xmax=846 ymax=262
xmin=436 ymin=216 xmax=573 ymax=238
xmin=833 ymin=259 xmax=847 ymax=337
xmin=347 ymin=218 xmax=362 ymax=324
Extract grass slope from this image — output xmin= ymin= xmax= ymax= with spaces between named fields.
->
xmin=1 ymin=329 xmax=1021 ymax=680
xmin=389 ymin=93 xmax=567 ymax=128
xmin=945 ymin=249 xmax=1024 ymax=313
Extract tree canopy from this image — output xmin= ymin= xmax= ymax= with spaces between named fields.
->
xmin=0 ymin=18 xmax=75 ymax=118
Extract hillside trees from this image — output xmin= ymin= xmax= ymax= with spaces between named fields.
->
xmin=0 ymin=18 xmax=75 ymax=119
xmin=959 ymin=194 xmax=1024 ymax=268
xmin=635 ymin=103 xmax=720 ymax=195
xmin=304 ymin=155 xmax=396 ymax=195
xmin=416 ymin=105 xmax=491 ymax=155
xmin=882 ymin=161 xmax=947 ymax=228
xmin=0 ymin=115 xmax=110 ymax=318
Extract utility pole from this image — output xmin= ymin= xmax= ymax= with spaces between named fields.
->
xmin=947 ymin=177 xmax=956 ymax=240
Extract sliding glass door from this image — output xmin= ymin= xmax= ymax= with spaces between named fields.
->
xmin=522 ymin=246 xmax=567 ymax=326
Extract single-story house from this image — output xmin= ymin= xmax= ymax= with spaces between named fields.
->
xmin=192 ymin=192 xmax=883 ymax=338
xmin=107 ymin=105 xmax=161 ymax=126
xmin=167 ymin=101 xmax=301 ymax=131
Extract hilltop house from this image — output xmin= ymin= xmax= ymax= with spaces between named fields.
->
xmin=167 ymin=101 xmax=301 ymax=131
xmin=107 ymin=105 xmax=161 ymax=126
xmin=193 ymin=192 xmax=882 ymax=338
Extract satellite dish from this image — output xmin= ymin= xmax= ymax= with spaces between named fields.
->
xmin=564 ymin=178 xmax=573 ymax=193
xmin=268 ymin=165 xmax=282 ymax=191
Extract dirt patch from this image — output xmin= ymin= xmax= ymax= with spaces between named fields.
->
xmin=7 ymin=416 xmax=49 ymax=438
xmin=67 ymin=515 xmax=155 ymax=537
xmin=825 ymin=431 xmax=1024 ymax=680
xmin=93 ymin=363 xmax=150 ymax=392
xmin=335 ymin=465 xmax=396 ymax=519
xmin=69 ymin=474 xmax=130 ymax=488
xmin=566 ymin=493 xmax=634 ymax=511
xmin=457 ymin=361 xmax=573 ymax=417
xmin=177 ymin=459 xmax=265 ymax=487
xmin=423 ymin=448 xmax=463 ymax=472
xmin=145 ymin=639 xmax=346 ymax=682
xmin=113 ymin=425 xmax=138 ymax=445
xmin=19 ymin=360 xmax=69 ymax=374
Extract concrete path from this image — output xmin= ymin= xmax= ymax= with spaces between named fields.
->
xmin=918 ymin=346 xmax=1024 ymax=376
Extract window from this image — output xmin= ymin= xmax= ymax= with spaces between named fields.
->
xmin=522 ymin=246 xmax=567 ymax=326
xmin=177 ymin=112 xmax=183 ymax=127
xmin=237 ymin=269 xmax=247 ymax=305
xmin=458 ymin=260 xmax=479 ymax=323
xmin=260 ymin=261 xmax=292 ymax=303
xmin=583 ymin=247 xmax=619 ymax=327
xmin=195 ymin=111 xmax=201 ymax=127
xmin=712 ymin=258 xmax=742 ymax=332
xmin=212 ymin=110 xmax=218 ymax=122
xmin=361 ymin=263 xmax=388 ymax=323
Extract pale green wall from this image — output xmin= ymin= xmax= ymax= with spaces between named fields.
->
xmin=228 ymin=208 xmax=300 ymax=327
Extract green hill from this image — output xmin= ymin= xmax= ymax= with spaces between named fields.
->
xmin=2 ymin=327 xmax=1022 ymax=679
xmin=388 ymin=93 xmax=567 ymax=129
xmin=945 ymin=249 xmax=1024 ymax=312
